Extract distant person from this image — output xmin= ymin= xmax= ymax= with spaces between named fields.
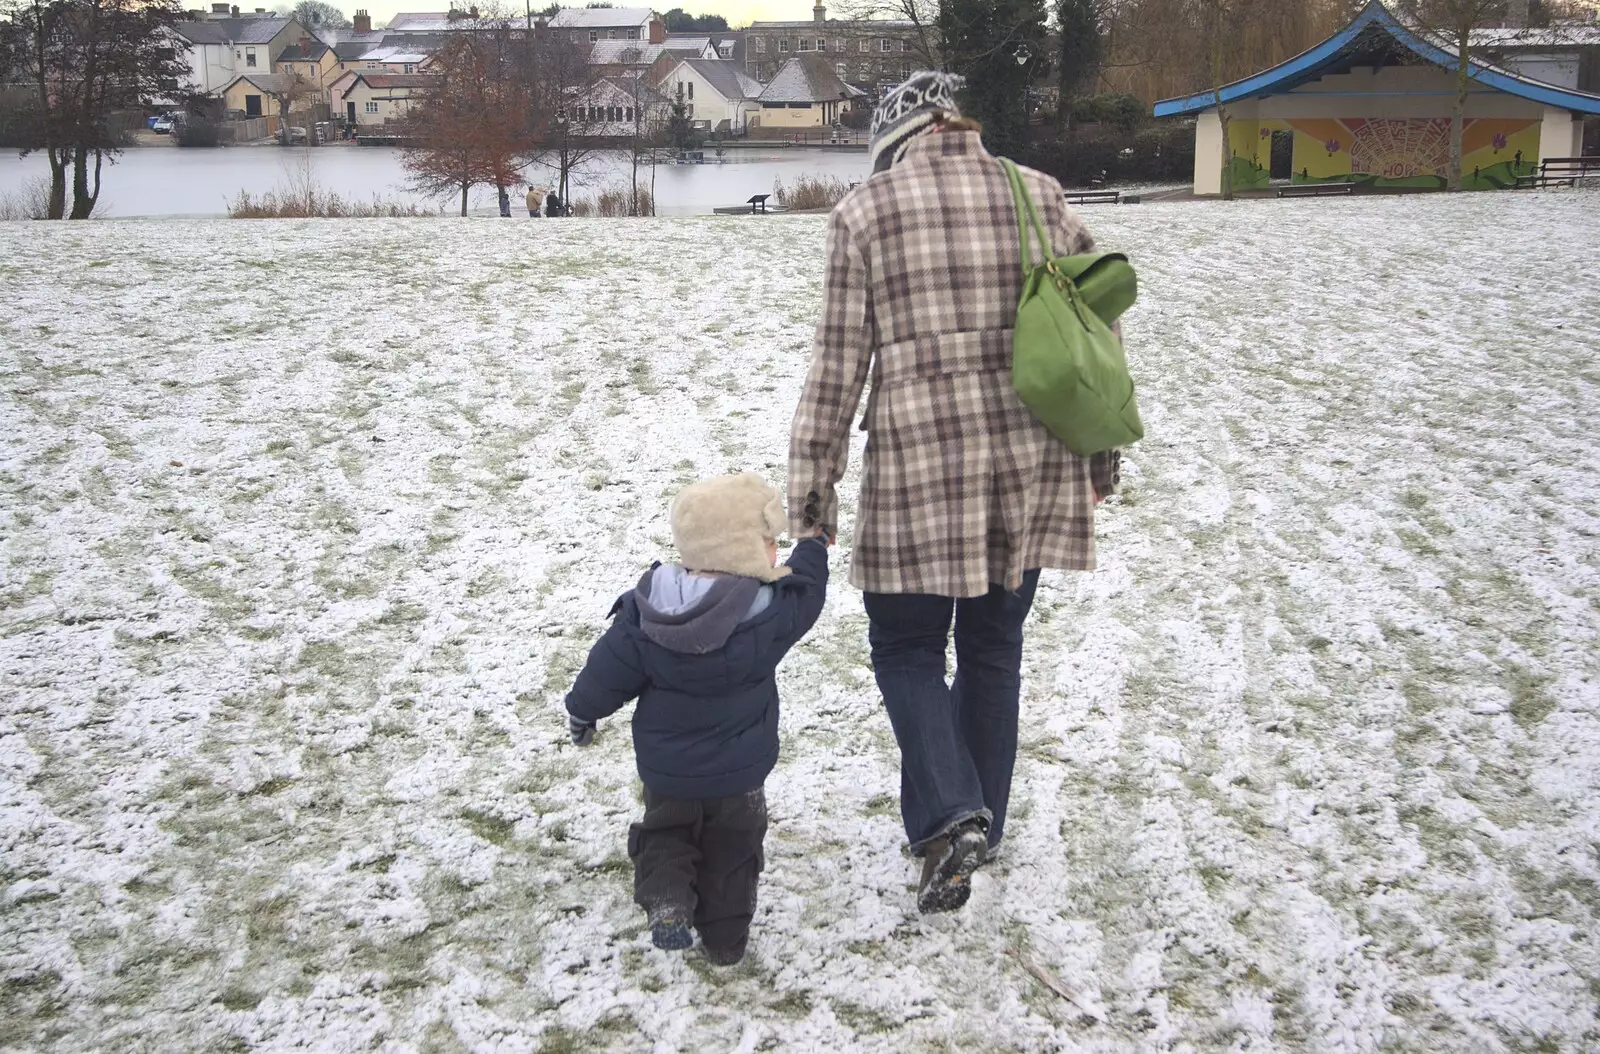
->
xmin=526 ymin=184 xmax=542 ymax=217
xmin=546 ymin=190 xmax=562 ymax=217
xmin=497 ymin=186 xmax=511 ymax=217
xmin=563 ymin=473 xmax=830 ymax=965
xmin=789 ymin=71 xmax=1122 ymax=915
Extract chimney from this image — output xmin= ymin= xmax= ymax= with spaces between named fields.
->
xmin=813 ymin=3 xmax=825 ymax=22
xmin=352 ymin=8 xmax=370 ymax=32
xmin=230 ymin=5 xmax=240 ymax=15
xmin=649 ymin=16 xmax=665 ymax=43
xmin=255 ymin=7 xmax=265 ymax=12
xmin=210 ymin=2 xmax=228 ymax=13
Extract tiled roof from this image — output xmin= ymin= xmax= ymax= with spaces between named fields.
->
xmin=276 ymin=42 xmax=330 ymax=62
xmin=589 ymin=41 xmax=668 ymax=64
xmin=174 ymin=20 xmax=229 ymax=45
xmin=352 ymin=73 xmax=439 ymax=89
xmin=215 ymin=16 xmax=295 ymax=43
xmin=551 ymin=7 xmax=653 ymax=28
xmin=757 ymin=55 xmax=864 ymax=103
xmin=662 ymin=35 xmax=712 ymax=49
xmin=676 ymin=58 xmax=760 ymax=101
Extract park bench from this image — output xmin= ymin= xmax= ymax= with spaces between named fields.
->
xmin=1064 ymin=189 xmax=1121 ymax=205
xmin=746 ymin=193 xmax=771 ymax=214
xmin=1277 ymin=182 xmax=1353 ymax=198
xmin=712 ymin=194 xmax=776 ymax=216
xmin=1515 ymin=156 xmax=1600 ymax=189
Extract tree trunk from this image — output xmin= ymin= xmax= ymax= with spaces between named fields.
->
xmin=1212 ymin=5 xmax=1233 ymax=201
xmin=69 ymin=145 xmax=95 ymax=219
xmin=46 ymin=148 xmax=69 ymax=220
xmin=1450 ymin=31 xmax=1468 ymax=192
xmin=1218 ymin=106 xmax=1234 ymax=200
xmin=460 ymin=182 xmax=469 ymax=217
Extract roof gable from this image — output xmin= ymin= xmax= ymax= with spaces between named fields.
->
xmin=1154 ymin=0 xmax=1600 ymax=117
xmin=757 ymin=55 xmax=862 ymax=103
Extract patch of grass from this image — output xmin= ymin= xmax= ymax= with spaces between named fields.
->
xmin=461 ymin=808 xmax=517 ymax=846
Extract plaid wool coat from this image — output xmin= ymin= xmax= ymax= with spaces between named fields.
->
xmin=788 ymin=130 xmax=1121 ymax=598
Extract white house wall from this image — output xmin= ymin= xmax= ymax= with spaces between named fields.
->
xmin=1539 ymin=105 xmax=1581 ymax=162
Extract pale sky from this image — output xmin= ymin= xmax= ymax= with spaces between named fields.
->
xmin=358 ymin=1 xmax=826 ymax=31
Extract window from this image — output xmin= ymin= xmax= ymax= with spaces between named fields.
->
xmin=880 ymin=38 xmax=891 ymax=52
xmin=778 ymin=38 xmax=789 ymax=52
xmin=901 ymin=40 xmax=909 ymax=51
xmin=753 ymin=37 xmax=765 ymax=53
xmin=798 ymin=37 xmax=811 ymax=51
xmin=365 ymin=101 xmax=378 ymax=113
xmin=718 ymin=43 xmax=731 ymax=57
xmin=687 ymin=81 xmax=693 ymax=99
xmin=835 ymin=38 xmax=845 ymax=51
xmin=817 ymin=38 xmax=826 ymax=51
xmin=627 ymin=27 xmax=638 ymax=39
xmin=836 ymin=62 xmax=847 ymax=79
xmin=366 ymin=61 xmax=378 ymax=68
xmin=902 ymin=62 xmax=911 ymax=79
xmin=403 ymin=63 xmax=413 ymax=73
xmin=608 ymin=29 xmax=618 ymax=39
xmin=245 ymin=47 xmax=257 ymax=67
xmin=589 ymin=30 xmax=598 ymax=42
xmin=858 ymin=39 xmax=869 ymax=52
xmin=626 ymin=106 xmax=634 ymax=121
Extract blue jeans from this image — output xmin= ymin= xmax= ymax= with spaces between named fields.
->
xmin=863 ymin=570 xmax=1040 ymax=854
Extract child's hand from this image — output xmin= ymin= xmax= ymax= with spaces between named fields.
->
xmin=568 ymin=716 xmax=597 ymax=746
xmin=811 ymin=527 xmax=835 ymax=547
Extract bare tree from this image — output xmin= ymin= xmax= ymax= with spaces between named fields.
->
xmin=529 ymin=31 xmax=604 ymax=201
xmin=3 ymin=0 xmax=190 ymax=219
xmin=1393 ymin=0 xmax=1509 ymax=190
xmin=620 ymin=73 xmax=667 ymax=215
xmin=268 ymin=71 xmax=320 ymax=145
xmin=836 ymin=0 xmax=947 ymax=68
xmin=401 ymin=29 xmax=535 ymax=214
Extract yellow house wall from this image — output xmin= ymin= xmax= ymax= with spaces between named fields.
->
xmin=1196 ymin=65 xmax=1568 ymax=192
xmin=754 ymin=102 xmax=827 ymax=128
xmin=223 ymin=79 xmax=276 ymax=120
xmin=343 ymin=84 xmax=423 ymax=126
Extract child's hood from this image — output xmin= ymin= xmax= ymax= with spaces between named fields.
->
xmin=633 ymin=564 xmax=775 ymax=655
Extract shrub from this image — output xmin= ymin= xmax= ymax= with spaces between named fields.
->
xmin=1019 ymin=124 xmax=1195 ymax=188
xmin=1068 ymin=93 xmax=1147 ymax=133
xmin=227 ymin=190 xmax=437 ymax=218
xmin=568 ymin=183 xmax=654 ymax=217
xmin=839 ymin=108 xmax=870 ymax=131
xmin=772 ymin=173 xmax=853 ymax=211
xmin=176 ymin=118 xmax=222 ymax=147
xmin=0 ymin=175 xmax=51 ymax=220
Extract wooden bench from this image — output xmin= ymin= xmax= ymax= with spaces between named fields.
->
xmin=1064 ymin=190 xmax=1121 ymax=205
xmin=712 ymin=194 xmax=776 ymax=216
xmin=1277 ymin=182 xmax=1353 ymax=198
xmin=1515 ymin=156 xmax=1600 ymax=189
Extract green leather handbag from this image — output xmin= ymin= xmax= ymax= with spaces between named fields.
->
xmin=999 ymin=158 xmax=1144 ymax=456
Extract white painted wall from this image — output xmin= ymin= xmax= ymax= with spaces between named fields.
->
xmin=1194 ymin=110 xmax=1223 ymax=196
xmin=664 ymin=64 xmax=753 ymax=132
xmin=177 ymin=38 xmax=237 ymax=95
xmin=1538 ymin=105 xmax=1581 ymax=162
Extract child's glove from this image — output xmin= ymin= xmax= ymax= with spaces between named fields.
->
xmin=568 ymin=716 xmax=597 ymax=746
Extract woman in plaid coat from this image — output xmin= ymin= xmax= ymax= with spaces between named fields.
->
xmin=788 ymin=72 xmax=1121 ymax=915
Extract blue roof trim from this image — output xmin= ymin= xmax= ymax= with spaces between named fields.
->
xmin=1153 ymin=0 xmax=1600 ymax=117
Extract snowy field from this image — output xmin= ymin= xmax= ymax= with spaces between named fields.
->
xmin=2 ymin=191 xmax=1598 ymax=1053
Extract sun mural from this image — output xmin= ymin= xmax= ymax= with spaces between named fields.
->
xmin=1345 ymin=118 xmax=1454 ymax=180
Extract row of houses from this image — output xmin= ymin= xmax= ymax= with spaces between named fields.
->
xmin=170 ymin=4 xmax=922 ymax=136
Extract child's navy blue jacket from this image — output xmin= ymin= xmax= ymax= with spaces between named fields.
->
xmin=564 ymin=538 xmax=829 ymax=799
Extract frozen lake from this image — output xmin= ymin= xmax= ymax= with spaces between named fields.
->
xmin=0 ymin=144 xmax=871 ymax=218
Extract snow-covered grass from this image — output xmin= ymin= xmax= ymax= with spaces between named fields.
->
xmin=2 ymin=191 xmax=1598 ymax=1053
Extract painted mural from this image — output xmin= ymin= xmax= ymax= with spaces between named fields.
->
xmin=1224 ymin=116 xmax=1541 ymax=190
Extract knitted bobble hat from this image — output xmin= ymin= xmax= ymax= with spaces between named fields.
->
xmin=868 ymin=70 xmax=966 ymax=174
xmin=669 ymin=472 xmax=792 ymax=583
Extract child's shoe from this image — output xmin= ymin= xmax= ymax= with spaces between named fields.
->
xmin=649 ymin=911 xmax=694 ymax=951
xmin=703 ymin=936 xmax=747 ymax=966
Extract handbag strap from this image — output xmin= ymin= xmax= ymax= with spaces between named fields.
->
xmin=999 ymin=157 xmax=1054 ymax=276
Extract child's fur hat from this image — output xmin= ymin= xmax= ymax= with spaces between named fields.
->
xmin=670 ymin=472 xmax=791 ymax=583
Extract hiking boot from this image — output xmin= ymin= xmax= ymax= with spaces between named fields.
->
xmin=702 ymin=936 xmax=748 ymax=966
xmin=648 ymin=910 xmax=694 ymax=951
xmin=917 ymin=820 xmax=988 ymax=914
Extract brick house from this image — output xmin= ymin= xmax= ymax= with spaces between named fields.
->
xmin=744 ymin=3 xmax=927 ymax=98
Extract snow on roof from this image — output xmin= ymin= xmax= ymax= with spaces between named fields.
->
xmin=356 ymin=45 xmax=432 ymax=63
xmin=550 ymin=7 xmax=654 ymax=29
xmin=213 ymin=16 xmax=295 ymax=43
xmin=1471 ymin=25 xmax=1600 ymax=48
xmin=746 ymin=18 xmax=914 ymax=29
xmin=589 ymin=41 xmax=668 ymax=65
xmin=757 ymin=55 xmax=864 ymax=103
xmin=662 ymin=35 xmax=712 ymax=49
